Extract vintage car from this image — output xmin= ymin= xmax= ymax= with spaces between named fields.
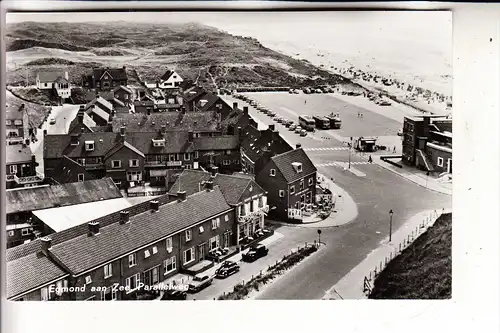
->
xmin=188 ymin=274 xmax=214 ymax=293
xmin=215 ymin=261 xmax=240 ymax=279
xmin=242 ymin=244 xmax=269 ymax=263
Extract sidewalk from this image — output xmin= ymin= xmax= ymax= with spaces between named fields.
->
xmin=323 ymin=208 xmax=452 ymax=300
xmin=373 ymin=155 xmax=452 ymax=195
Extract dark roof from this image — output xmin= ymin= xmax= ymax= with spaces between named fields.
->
xmin=133 ymin=100 xmax=154 ymax=107
xmin=50 ymin=156 xmax=95 ymax=185
xmin=111 ymin=112 xmax=220 ymax=133
xmin=54 ymin=76 xmax=69 ymax=84
xmin=195 ymin=93 xmax=219 ymax=112
xmin=104 ymin=141 xmax=145 ymax=160
xmin=221 ymin=109 xmax=255 ymax=133
xmin=6 ymin=178 xmax=122 ymax=214
xmin=243 ymin=129 xmax=293 ymax=163
xmin=113 ymin=85 xmax=132 ymax=94
xmin=68 ymin=112 xmax=97 ymax=134
xmin=92 ymin=68 xmax=127 ymax=81
xmin=193 ymin=135 xmax=239 ymax=151
xmin=160 ymin=70 xmax=174 ymax=81
xmin=157 ymin=104 xmax=181 ymax=109
xmin=270 ymin=148 xmax=318 ymax=183
xmin=240 ymin=125 xmax=261 ymax=148
xmin=37 ymin=71 xmax=66 ymax=83
xmin=183 ymin=86 xmax=207 ymax=102
xmin=170 ymin=170 xmax=265 ymax=205
xmin=48 ymin=187 xmax=231 ymax=275
xmin=6 ymin=105 xmax=26 ymax=120
xmin=7 ymin=252 xmax=68 ymax=299
xmin=6 ymin=144 xmax=32 ymax=164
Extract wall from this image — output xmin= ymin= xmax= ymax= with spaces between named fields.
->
xmin=104 ymin=145 xmax=145 ymax=182
xmin=288 ymin=172 xmax=317 ymax=209
xmin=426 ymin=145 xmax=452 ymax=173
xmin=255 ymin=160 xmax=289 ymax=220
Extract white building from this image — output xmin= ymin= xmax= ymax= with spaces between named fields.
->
xmin=158 ymin=70 xmax=183 ymax=89
xmin=36 ymin=71 xmax=71 ymax=100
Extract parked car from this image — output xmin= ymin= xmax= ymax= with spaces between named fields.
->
xmin=160 ymin=289 xmax=187 ymax=300
xmin=188 ymin=274 xmax=214 ymax=293
xmin=289 ymin=124 xmax=297 ymax=131
xmin=300 ymin=129 xmax=308 ymax=137
xmin=215 ymin=261 xmax=240 ymax=279
xmin=49 ymin=117 xmax=56 ymax=125
xmin=303 ymin=88 xmax=311 ymax=94
xmin=242 ymin=244 xmax=269 ymax=263
xmin=293 ymin=89 xmax=300 ymax=94
xmin=250 ymin=101 xmax=258 ymax=107
xmin=261 ymin=107 xmax=269 ymax=114
xmin=284 ymin=120 xmax=293 ymax=127
xmin=268 ymin=112 xmax=276 ymax=118
xmin=315 ymin=89 xmax=322 ymax=94
xmin=289 ymin=89 xmax=294 ymax=94
xmin=295 ymin=126 xmax=302 ymax=134
xmin=276 ymin=117 xmax=284 ymax=123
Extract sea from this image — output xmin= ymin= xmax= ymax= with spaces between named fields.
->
xmin=204 ymin=11 xmax=453 ymax=96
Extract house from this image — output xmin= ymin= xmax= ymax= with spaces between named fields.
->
xmin=240 ymin=124 xmax=293 ymax=175
xmin=52 ymin=76 xmax=71 ymax=100
xmin=6 ymin=143 xmax=43 ymax=189
xmin=113 ymin=86 xmax=133 ymax=106
xmin=155 ymin=103 xmax=182 ymax=112
xmin=6 ymin=104 xmax=30 ymax=144
xmin=183 ymin=85 xmax=209 ymax=111
xmin=84 ymin=96 xmax=113 ymax=126
xmin=158 ymin=70 xmax=183 ymax=89
xmin=6 ymin=187 xmax=234 ymax=301
xmin=47 ymin=156 xmax=95 ymax=185
xmin=255 ymin=144 xmax=317 ymax=221
xmin=36 ymin=71 xmax=68 ymax=90
xmin=82 ymin=67 xmax=128 ymax=91
xmin=68 ymin=107 xmax=97 ymax=135
xmin=133 ymin=100 xmax=155 ymax=114
xmin=192 ymin=93 xmax=233 ymax=117
xmin=401 ymin=115 xmax=452 ymax=174
xmin=6 ymin=223 xmax=36 ymax=248
xmin=221 ymin=105 xmax=259 ymax=135
xmin=193 ymin=135 xmax=241 ymax=174
xmin=170 ymin=167 xmax=268 ymax=246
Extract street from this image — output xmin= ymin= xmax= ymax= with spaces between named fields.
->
xmin=222 ymin=93 xmax=451 ymax=299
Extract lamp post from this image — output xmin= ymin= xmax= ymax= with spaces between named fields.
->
xmin=426 ymin=171 xmax=430 ymax=188
xmin=317 ymin=229 xmax=322 ymax=245
xmin=389 ymin=209 xmax=394 ymax=243
xmin=348 ymin=137 xmax=352 ymax=169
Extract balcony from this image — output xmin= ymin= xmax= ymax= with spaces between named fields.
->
xmin=84 ymin=163 xmax=105 ymax=170
xmin=237 ymin=205 xmax=269 ymax=224
xmin=145 ymin=160 xmax=166 ymax=167
xmin=7 ymin=171 xmax=44 ymax=184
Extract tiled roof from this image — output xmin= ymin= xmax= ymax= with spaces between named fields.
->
xmin=6 ymin=178 xmax=122 ymax=214
xmin=161 ymin=70 xmax=174 ymax=81
xmin=68 ymin=112 xmax=97 ymax=134
xmin=6 ymin=194 xmax=172 ymax=262
xmin=195 ymin=93 xmax=219 ymax=112
xmin=243 ymin=129 xmax=293 ymax=163
xmin=88 ymin=105 xmax=110 ymax=123
xmin=170 ymin=170 xmax=265 ymax=205
xmin=104 ymin=141 xmax=145 ymax=160
xmin=6 ymin=144 xmax=32 ymax=164
xmin=271 ymin=148 xmax=318 ymax=183
xmin=50 ymin=156 xmax=95 ymax=185
xmin=111 ymin=112 xmax=220 ymax=133
xmin=48 ymin=187 xmax=231 ymax=275
xmin=183 ymin=86 xmax=206 ymax=102
xmin=7 ymin=252 xmax=68 ymax=299
xmin=157 ymin=103 xmax=181 ymax=109
xmin=54 ymin=76 xmax=69 ymax=84
xmin=193 ymin=135 xmax=239 ymax=151
xmin=113 ymin=85 xmax=132 ymax=94
xmin=85 ymin=96 xmax=113 ymax=113
xmin=37 ymin=71 xmax=65 ymax=83
xmin=93 ymin=68 xmax=127 ymax=81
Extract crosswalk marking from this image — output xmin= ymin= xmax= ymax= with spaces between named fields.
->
xmin=304 ymin=147 xmax=349 ymax=151
xmin=315 ymin=161 xmax=373 ymax=167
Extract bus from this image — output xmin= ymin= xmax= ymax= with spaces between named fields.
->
xmin=312 ymin=116 xmax=331 ymax=130
xmin=325 ymin=113 xmax=342 ymax=129
xmin=298 ymin=115 xmax=316 ymax=131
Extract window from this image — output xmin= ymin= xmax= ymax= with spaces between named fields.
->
xmin=223 ymin=160 xmax=231 ymax=165
xmin=111 ymin=288 xmax=117 ymax=301
xmin=199 ymin=226 xmax=204 ymax=234
xmin=77 ymin=158 xmax=86 ymax=166
xmin=104 ymin=263 xmax=112 ymax=279
xmin=209 ymin=235 xmax=220 ymax=251
xmin=124 ymin=94 xmax=129 ymax=99
xmin=9 ymin=165 xmax=17 ymax=175
xmin=176 ymin=153 xmax=181 ymax=161
xmin=226 ymin=150 xmax=231 ymax=155
xmin=308 ymin=178 xmax=313 ymax=186
xmin=41 ymin=287 xmax=49 ymax=301
xmin=185 ymin=229 xmax=192 ymax=242
xmin=78 ymin=173 xmax=85 ymax=182
xmin=297 ymin=165 xmax=302 ymax=172
xmin=212 ymin=218 xmax=220 ymax=230
xmin=128 ymin=253 xmax=136 ymax=267
xmin=184 ymin=153 xmax=190 ymax=161
xmin=166 ymin=237 xmax=173 ymax=252
xmin=300 ymin=180 xmax=304 ymax=190
xmin=85 ymin=275 xmax=92 ymax=284
xmin=152 ymin=246 xmax=158 ymax=255
xmin=250 ymin=200 xmax=254 ymax=212
xmin=184 ymin=248 xmax=195 ymax=264
xmin=437 ymin=157 xmax=444 ymax=167
xmin=169 ymin=154 xmax=175 ymax=161
xmin=144 ymin=250 xmax=151 ymax=258
xmin=279 ymin=190 xmax=285 ymax=197
xmin=225 ymin=214 xmax=229 ymax=222
xmin=258 ymin=196 xmax=263 ymax=208
xmin=112 ymin=160 xmax=121 ymax=168
xmin=21 ymin=228 xmax=30 ymax=236
xmin=194 ymin=151 xmax=199 ymax=159
xmin=270 ymin=169 xmax=276 ymax=177
xmin=164 ymin=256 xmax=176 ymax=274
xmin=185 ymin=164 xmax=192 ymax=170
xmin=125 ymin=273 xmax=141 ymax=292
xmin=8 ymin=230 xmax=14 ymax=237
xmin=290 ymin=185 xmax=295 ymax=194
xmin=129 ymin=159 xmax=139 ymax=167
xmin=85 ymin=141 xmax=94 ymax=151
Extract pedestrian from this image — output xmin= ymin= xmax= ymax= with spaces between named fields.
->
xmin=360 ymin=113 xmax=364 ymax=118
xmin=368 ymin=155 xmax=372 ymax=163
xmin=393 ymin=146 xmax=396 ymax=153
xmin=305 ymin=100 xmax=307 ymax=104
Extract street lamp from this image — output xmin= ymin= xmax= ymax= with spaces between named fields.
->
xmin=389 ymin=209 xmax=394 ymax=243
xmin=348 ymin=137 xmax=352 ymax=169
xmin=426 ymin=171 xmax=430 ymax=188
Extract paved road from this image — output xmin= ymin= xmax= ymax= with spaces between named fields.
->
xmin=225 ymin=93 xmax=451 ymax=299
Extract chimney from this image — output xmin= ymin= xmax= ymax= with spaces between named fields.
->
xmin=40 ymin=237 xmax=52 ymax=256
xmin=119 ymin=210 xmax=130 ymax=224
xmin=177 ymin=190 xmax=187 ymax=202
xmin=205 ymin=180 xmax=214 ymax=192
xmin=211 ymin=166 xmax=219 ymax=176
xmin=296 ymin=143 xmax=302 ymax=149
xmin=188 ymin=131 xmax=193 ymax=143
xmin=87 ymin=221 xmax=100 ymax=236
xmin=77 ymin=111 xmax=84 ymax=124
xmin=161 ymin=125 xmax=166 ymax=134
xmin=233 ymin=102 xmax=238 ymax=111
xmin=243 ymin=106 xmax=249 ymax=115
xmin=150 ymin=200 xmax=159 ymax=212
xmin=119 ymin=126 xmax=126 ymax=142
xmin=268 ymin=124 xmax=275 ymax=132
xmin=65 ymin=71 xmax=69 ymax=80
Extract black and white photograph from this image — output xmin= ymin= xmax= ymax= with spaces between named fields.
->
xmin=2 ymin=8 xmax=456 ymax=303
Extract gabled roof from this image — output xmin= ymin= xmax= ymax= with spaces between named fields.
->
xmin=113 ymin=85 xmax=132 ymax=94
xmin=193 ymin=135 xmax=239 ymax=151
xmin=270 ymin=148 xmax=317 ymax=183
xmin=160 ymin=70 xmax=174 ymax=81
xmin=87 ymin=105 xmax=110 ymax=122
xmin=104 ymin=141 xmax=145 ymax=160
xmin=7 ymin=252 xmax=68 ymax=299
xmin=54 ymin=76 xmax=69 ymax=84
xmin=50 ymin=156 xmax=95 ymax=185
xmin=195 ymin=93 xmax=220 ymax=112
xmin=183 ymin=86 xmax=207 ymax=102
xmin=6 ymin=178 xmax=122 ymax=214
xmin=92 ymin=68 xmax=127 ymax=81
xmin=111 ymin=112 xmax=220 ymax=133
xmin=243 ymin=129 xmax=293 ymax=163
xmin=221 ymin=109 xmax=256 ymax=133
xmin=37 ymin=71 xmax=66 ymax=83
xmin=68 ymin=112 xmax=97 ymax=134
xmin=6 ymin=144 xmax=32 ymax=164
xmin=170 ymin=170 xmax=265 ymax=206
xmin=48 ymin=187 xmax=231 ymax=275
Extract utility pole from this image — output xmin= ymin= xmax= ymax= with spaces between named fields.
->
xmin=348 ymin=137 xmax=352 ymax=169
xmin=389 ymin=209 xmax=394 ymax=242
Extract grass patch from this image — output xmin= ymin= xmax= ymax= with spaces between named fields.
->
xmin=369 ymin=213 xmax=452 ymax=299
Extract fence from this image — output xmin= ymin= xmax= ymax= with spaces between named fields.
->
xmin=362 ymin=209 xmax=446 ymax=296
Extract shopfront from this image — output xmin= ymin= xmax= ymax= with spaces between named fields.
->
xmin=236 ymin=205 xmax=268 ymax=245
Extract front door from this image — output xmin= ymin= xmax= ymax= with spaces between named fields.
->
xmin=198 ymin=244 xmax=205 ymax=262
xmin=447 ymin=158 xmax=452 ymax=173
xmin=223 ymin=232 xmax=230 ymax=248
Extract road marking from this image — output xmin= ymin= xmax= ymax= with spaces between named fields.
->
xmin=315 ymin=161 xmax=374 ymax=167
xmin=304 ymin=147 xmax=349 ymax=151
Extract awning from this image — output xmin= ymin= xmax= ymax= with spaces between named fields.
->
xmin=150 ymin=169 xmax=167 ymax=177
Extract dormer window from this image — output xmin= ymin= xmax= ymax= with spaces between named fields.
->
xmin=152 ymin=139 xmax=166 ymax=147
xmin=292 ymin=162 xmax=303 ymax=173
xmin=270 ymin=169 xmax=276 ymax=177
xmin=85 ymin=140 xmax=95 ymax=151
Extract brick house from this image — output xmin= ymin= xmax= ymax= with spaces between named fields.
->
xmin=84 ymin=96 xmax=113 ymax=126
xmin=6 ymin=142 xmax=43 ymax=189
xmin=194 ymin=135 xmax=241 ymax=174
xmin=402 ymin=115 xmax=452 ymax=174
xmin=113 ymin=86 xmax=133 ymax=107
xmin=6 ymin=187 xmax=234 ymax=301
xmin=48 ymin=156 xmax=95 ymax=184
xmin=68 ymin=108 xmax=97 ymax=135
xmin=170 ymin=167 xmax=268 ymax=246
xmin=82 ymin=67 xmax=128 ymax=91
xmin=255 ymin=144 xmax=317 ymax=221
xmin=6 ymin=104 xmax=30 ymax=144
xmin=133 ymin=100 xmax=155 ymax=114
xmin=7 ymin=223 xmax=35 ymax=248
